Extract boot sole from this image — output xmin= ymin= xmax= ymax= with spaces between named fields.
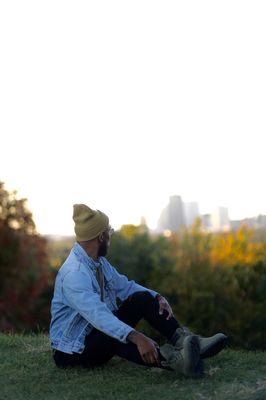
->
xmin=183 ymin=335 xmax=203 ymax=378
xmin=200 ymin=334 xmax=228 ymax=359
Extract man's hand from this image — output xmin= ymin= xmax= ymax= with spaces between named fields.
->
xmin=127 ymin=331 xmax=161 ymax=366
xmin=156 ymin=294 xmax=174 ymax=320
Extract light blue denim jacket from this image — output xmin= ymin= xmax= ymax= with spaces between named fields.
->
xmin=49 ymin=242 xmax=159 ymax=354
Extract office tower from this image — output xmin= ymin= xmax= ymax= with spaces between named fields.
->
xmin=257 ymin=215 xmax=266 ymax=228
xmin=157 ymin=206 xmax=169 ymax=232
xmin=201 ymin=214 xmax=212 ymax=231
xmin=157 ymin=195 xmax=185 ymax=232
xmin=168 ymin=195 xmax=185 ymax=231
xmin=184 ymin=201 xmax=200 ymax=227
xmin=211 ymin=207 xmax=230 ymax=232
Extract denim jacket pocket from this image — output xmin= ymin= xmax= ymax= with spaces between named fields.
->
xmin=64 ymin=314 xmax=84 ymax=339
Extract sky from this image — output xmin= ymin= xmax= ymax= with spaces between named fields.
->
xmin=0 ymin=1 xmax=265 ymax=235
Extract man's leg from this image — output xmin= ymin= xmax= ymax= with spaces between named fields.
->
xmin=115 ymin=290 xmax=181 ymax=342
xmin=53 ymin=291 xmax=180 ymax=369
xmin=87 ymin=291 xmax=181 ymax=367
xmin=79 ymin=324 xmax=171 ymax=369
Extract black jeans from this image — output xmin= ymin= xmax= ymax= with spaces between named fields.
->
xmin=53 ymin=291 xmax=180 ymax=369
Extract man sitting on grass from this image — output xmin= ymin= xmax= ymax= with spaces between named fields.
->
xmin=49 ymin=204 xmax=227 ymax=377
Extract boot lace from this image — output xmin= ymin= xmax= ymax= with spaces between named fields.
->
xmin=169 ymin=347 xmax=183 ymax=363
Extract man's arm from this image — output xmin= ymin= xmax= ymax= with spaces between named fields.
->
xmin=109 ymin=264 xmax=160 ymax=302
xmin=63 ymin=271 xmax=135 ymax=344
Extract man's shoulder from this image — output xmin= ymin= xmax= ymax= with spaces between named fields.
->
xmin=59 ymin=263 xmax=93 ymax=292
xmin=58 ymin=253 xmax=90 ymax=280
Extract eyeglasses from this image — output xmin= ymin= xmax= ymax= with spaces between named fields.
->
xmin=99 ymin=226 xmax=114 ymax=239
xmin=108 ymin=226 xmax=114 ymax=236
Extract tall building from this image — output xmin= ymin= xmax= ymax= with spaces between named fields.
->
xmin=257 ymin=215 xmax=266 ymax=228
xmin=211 ymin=207 xmax=230 ymax=232
xmin=168 ymin=195 xmax=185 ymax=231
xmin=157 ymin=206 xmax=169 ymax=232
xmin=201 ymin=214 xmax=212 ymax=231
xmin=157 ymin=195 xmax=185 ymax=232
xmin=184 ymin=201 xmax=200 ymax=227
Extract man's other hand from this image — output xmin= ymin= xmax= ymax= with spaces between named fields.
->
xmin=156 ymin=294 xmax=174 ymax=320
xmin=127 ymin=331 xmax=161 ymax=366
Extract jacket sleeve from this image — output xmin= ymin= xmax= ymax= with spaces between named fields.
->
xmin=62 ymin=270 xmax=134 ymax=344
xmin=109 ymin=264 xmax=159 ymax=302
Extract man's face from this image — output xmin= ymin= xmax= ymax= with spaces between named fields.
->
xmin=98 ymin=226 xmax=114 ymax=257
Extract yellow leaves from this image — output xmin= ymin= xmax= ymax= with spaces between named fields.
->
xmin=120 ymin=224 xmax=143 ymax=240
xmin=209 ymin=225 xmax=264 ymax=268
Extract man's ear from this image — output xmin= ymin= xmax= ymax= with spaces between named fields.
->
xmin=99 ymin=233 xmax=104 ymax=243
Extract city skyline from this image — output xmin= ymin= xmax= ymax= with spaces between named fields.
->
xmin=157 ymin=195 xmax=266 ymax=234
xmin=2 ymin=181 xmax=266 ymax=235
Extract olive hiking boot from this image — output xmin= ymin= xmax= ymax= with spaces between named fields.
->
xmin=169 ymin=326 xmax=228 ymax=359
xmin=159 ymin=335 xmax=204 ymax=378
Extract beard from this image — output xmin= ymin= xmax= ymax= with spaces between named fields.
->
xmin=98 ymin=238 xmax=109 ymax=257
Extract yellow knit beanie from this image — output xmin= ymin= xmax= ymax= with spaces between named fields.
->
xmin=73 ymin=204 xmax=109 ymax=241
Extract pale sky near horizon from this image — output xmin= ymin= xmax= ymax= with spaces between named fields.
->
xmin=0 ymin=1 xmax=265 ymax=235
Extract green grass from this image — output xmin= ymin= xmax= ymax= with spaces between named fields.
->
xmin=1 ymin=333 xmax=265 ymax=400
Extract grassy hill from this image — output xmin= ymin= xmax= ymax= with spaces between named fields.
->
xmin=1 ymin=333 xmax=265 ymax=400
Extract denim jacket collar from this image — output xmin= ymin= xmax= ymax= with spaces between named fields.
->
xmin=72 ymin=242 xmax=102 ymax=271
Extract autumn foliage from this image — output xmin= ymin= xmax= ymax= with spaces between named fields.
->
xmin=0 ymin=182 xmax=53 ymax=331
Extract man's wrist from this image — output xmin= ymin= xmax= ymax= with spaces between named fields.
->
xmin=126 ymin=330 xmax=139 ymax=344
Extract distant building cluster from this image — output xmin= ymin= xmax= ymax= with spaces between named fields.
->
xmin=157 ymin=195 xmax=266 ymax=234
xmin=158 ymin=195 xmax=200 ymax=233
xmin=230 ymin=214 xmax=266 ymax=231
